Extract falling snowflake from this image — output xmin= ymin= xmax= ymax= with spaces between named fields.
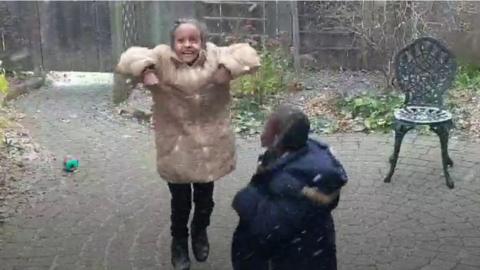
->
xmin=313 ymin=174 xmax=323 ymax=182
xmin=291 ymin=237 xmax=302 ymax=244
xmin=313 ymin=249 xmax=324 ymax=257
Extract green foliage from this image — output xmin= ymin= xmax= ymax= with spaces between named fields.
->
xmin=0 ymin=60 xmax=8 ymax=143
xmin=232 ymin=45 xmax=290 ymax=103
xmin=446 ymin=64 xmax=480 ymax=134
xmin=337 ymin=91 xmax=404 ymax=132
xmin=454 ymin=63 xmax=480 ymax=92
xmin=309 ymin=117 xmax=339 ymax=134
xmin=0 ymin=61 xmax=8 ymax=95
xmin=448 ymin=64 xmax=480 ymax=110
xmin=0 ymin=74 xmax=8 ymax=95
xmin=229 ymin=38 xmax=293 ymax=136
xmin=231 ymin=96 xmax=272 ymax=136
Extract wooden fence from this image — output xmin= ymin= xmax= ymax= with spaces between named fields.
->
xmin=0 ymin=1 xmax=112 ymax=72
xmin=1 ymin=1 xmax=480 ymax=73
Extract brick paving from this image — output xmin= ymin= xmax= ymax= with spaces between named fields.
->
xmin=1 ymin=84 xmax=480 ymax=270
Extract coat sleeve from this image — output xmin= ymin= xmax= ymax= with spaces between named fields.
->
xmin=314 ymin=156 xmax=348 ymax=194
xmin=214 ymin=43 xmax=261 ymax=79
xmin=114 ymin=44 xmax=171 ymax=77
xmin=233 ymin=173 xmax=308 ymax=245
xmin=232 ymin=185 xmax=262 ymax=221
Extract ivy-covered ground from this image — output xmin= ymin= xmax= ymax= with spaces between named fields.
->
xmin=116 ymin=64 xmax=480 ymax=142
xmin=303 ymin=65 xmax=480 ymax=140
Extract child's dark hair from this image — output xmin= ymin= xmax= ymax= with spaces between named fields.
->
xmin=170 ymin=18 xmax=208 ymax=49
xmin=272 ymin=105 xmax=310 ymax=151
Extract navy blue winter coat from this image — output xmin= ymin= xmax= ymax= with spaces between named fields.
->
xmin=232 ymin=139 xmax=348 ymax=270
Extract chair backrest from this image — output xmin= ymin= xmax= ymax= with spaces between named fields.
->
xmin=395 ymin=37 xmax=457 ymax=108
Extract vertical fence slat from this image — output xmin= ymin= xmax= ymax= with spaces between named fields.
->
xmin=290 ymin=0 xmax=300 ymax=74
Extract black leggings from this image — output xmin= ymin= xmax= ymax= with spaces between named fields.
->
xmin=168 ymin=182 xmax=214 ymax=238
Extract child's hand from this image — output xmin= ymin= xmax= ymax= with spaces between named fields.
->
xmin=143 ymin=69 xmax=159 ymax=86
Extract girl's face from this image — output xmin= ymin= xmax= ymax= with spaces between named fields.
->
xmin=173 ymin=23 xmax=202 ymax=64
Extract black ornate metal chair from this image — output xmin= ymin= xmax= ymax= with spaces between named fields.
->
xmin=384 ymin=37 xmax=457 ymax=189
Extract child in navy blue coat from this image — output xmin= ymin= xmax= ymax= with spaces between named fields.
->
xmin=231 ymin=105 xmax=348 ymax=270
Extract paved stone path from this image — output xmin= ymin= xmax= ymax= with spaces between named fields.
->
xmin=1 ymin=83 xmax=480 ymax=270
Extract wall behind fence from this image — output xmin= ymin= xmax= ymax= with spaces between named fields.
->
xmin=417 ymin=1 xmax=480 ymax=66
xmin=38 ymin=1 xmax=112 ymax=72
xmin=0 ymin=1 xmax=39 ymax=72
xmin=0 ymin=1 xmax=112 ymax=72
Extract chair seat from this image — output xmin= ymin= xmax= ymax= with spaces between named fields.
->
xmin=394 ymin=106 xmax=452 ymax=124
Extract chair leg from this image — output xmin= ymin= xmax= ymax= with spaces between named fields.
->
xmin=430 ymin=123 xmax=454 ymax=189
xmin=384 ymin=122 xmax=413 ymax=183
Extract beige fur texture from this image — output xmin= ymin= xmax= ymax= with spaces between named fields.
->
xmin=114 ymin=42 xmax=260 ymax=183
xmin=217 ymin=43 xmax=261 ymax=78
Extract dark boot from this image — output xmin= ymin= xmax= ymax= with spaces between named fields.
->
xmin=171 ymin=237 xmax=190 ymax=270
xmin=191 ymin=183 xmax=214 ymax=262
xmin=192 ymin=228 xmax=209 ymax=262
